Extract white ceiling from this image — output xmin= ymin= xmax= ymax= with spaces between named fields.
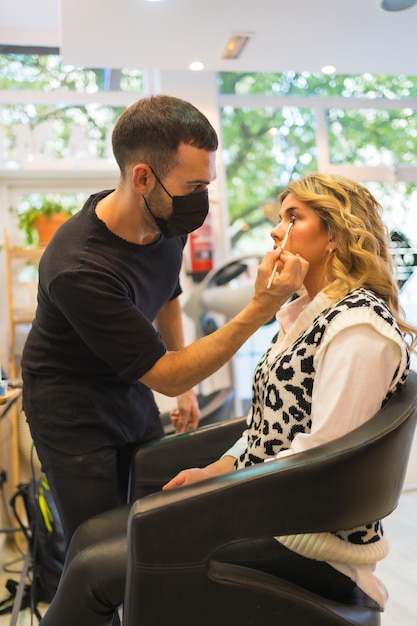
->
xmin=0 ymin=0 xmax=417 ymax=76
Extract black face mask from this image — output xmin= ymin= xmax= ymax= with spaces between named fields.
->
xmin=143 ymin=169 xmax=209 ymax=239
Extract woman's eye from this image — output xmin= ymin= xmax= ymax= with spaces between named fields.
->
xmin=277 ymin=214 xmax=297 ymax=225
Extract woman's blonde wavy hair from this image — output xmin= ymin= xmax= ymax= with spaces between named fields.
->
xmin=280 ymin=173 xmax=417 ymax=352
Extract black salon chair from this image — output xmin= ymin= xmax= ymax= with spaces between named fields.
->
xmin=125 ymin=370 xmax=417 ymax=626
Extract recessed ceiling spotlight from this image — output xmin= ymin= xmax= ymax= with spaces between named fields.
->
xmin=380 ymin=0 xmax=417 ymax=10
xmin=222 ymin=34 xmax=252 ymax=60
xmin=322 ymin=65 xmax=336 ymax=75
xmin=189 ymin=61 xmax=205 ymax=71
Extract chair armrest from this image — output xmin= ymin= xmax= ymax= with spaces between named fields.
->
xmin=128 ymin=449 xmax=363 ymax=565
xmin=124 ymin=374 xmax=417 ymax=626
xmin=129 ymin=380 xmax=417 ymax=565
xmin=129 ymin=416 xmax=246 ymax=500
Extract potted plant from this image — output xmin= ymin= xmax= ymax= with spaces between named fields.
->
xmin=10 ymin=198 xmax=76 ymax=247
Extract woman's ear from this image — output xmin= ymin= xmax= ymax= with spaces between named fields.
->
xmin=328 ymin=230 xmax=337 ymax=244
xmin=328 ymin=231 xmax=338 ymax=252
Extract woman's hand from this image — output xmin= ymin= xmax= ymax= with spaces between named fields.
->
xmin=162 ymin=455 xmax=236 ymax=490
xmin=162 ymin=467 xmax=210 ymax=490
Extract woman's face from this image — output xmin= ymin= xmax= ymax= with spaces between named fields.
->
xmin=270 ymin=192 xmax=333 ymax=270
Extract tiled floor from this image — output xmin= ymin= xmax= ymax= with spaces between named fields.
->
xmin=1 ymin=489 xmax=417 ymax=625
xmin=377 ymin=488 xmax=417 ymax=625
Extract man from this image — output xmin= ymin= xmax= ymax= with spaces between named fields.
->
xmin=22 ymin=94 xmax=307 ymax=543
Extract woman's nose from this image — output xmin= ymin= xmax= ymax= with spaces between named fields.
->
xmin=270 ymin=222 xmax=285 ymax=241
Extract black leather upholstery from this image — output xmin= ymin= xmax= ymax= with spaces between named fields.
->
xmin=124 ymin=371 xmax=417 ymax=626
xmin=129 ymin=415 xmax=246 ymax=500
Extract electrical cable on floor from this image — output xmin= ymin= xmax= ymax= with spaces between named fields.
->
xmin=0 ymin=440 xmax=46 ymax=623
xmin=0 ymin=462 xmax=25 ymax=556
xmin=8 ymin=548 xmax=31 ymax=626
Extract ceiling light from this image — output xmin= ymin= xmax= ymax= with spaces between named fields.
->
xmin=380 ymin=0 xmax=417 ymax=10
xmin=222 ymin=34 xmax=252 ymax=60
xmin=189 ymin=61 xmax=204 ymax=71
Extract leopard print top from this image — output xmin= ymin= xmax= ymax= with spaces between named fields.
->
xmin=235 ymin=288 xmax=409 ymax=559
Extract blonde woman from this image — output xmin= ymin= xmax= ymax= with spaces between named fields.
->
xmin=165 ymin=173 xmax=417 ymax=609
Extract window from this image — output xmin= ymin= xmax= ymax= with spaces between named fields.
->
xmin=0 ymin=53 xmax=145 ymax=169
xmin=218 ymin=71 xmax=417 ymax=408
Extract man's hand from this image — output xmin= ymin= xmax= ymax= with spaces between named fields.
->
xmin=253 ymin=249 xmax=309 ymax=316
xmin=169 ymin=388 xmax=201 ymax=433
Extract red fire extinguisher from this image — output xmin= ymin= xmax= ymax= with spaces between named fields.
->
xmin=187 ymin=211 xmax=215 ymax=282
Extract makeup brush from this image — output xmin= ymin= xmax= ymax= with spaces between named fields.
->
xmin=267 ymin=217 xmax=295 ymax=289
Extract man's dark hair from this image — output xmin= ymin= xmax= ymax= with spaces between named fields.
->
xmin=112 ymin=94 xmax=218 ymax=177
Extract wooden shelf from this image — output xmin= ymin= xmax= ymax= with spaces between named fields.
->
xmin=7 ymin=246 xmax=44 ymax=260
xmin=2 ymin=231 xmax=43 ymax=496
xmin=11 ymin=313 xmax=36 ymax=324
xmin=4 ymin=232 xmax=43 ymax=379
xmin=0 ymin=389 xmax=21 ymax=407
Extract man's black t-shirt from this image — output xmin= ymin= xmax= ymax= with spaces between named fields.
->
xmin=22 ymin=190 xmax=186 ymax=454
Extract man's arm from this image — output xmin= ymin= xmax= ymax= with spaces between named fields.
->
xmin=140 ymin=249 xmax=308 ymax=396
xmin=154 ymin=296 xmax=185 ymax=352
xmin=155 ymin=297 xmax=201 ymax=432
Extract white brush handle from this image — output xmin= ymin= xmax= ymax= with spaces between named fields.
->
xmin=266 ymin=221 xmax=294 ymax=289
